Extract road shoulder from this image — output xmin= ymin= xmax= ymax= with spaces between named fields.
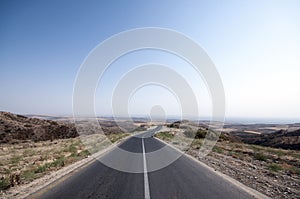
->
xmin=155 ymin=137 xmax=270 ymax=199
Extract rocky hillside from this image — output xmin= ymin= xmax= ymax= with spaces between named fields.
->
xmin=239 ymin=129 xmax=300 ymax=150
xmin=0 ymin=112 xmax=146 ymax=144
xmin=0 ymin=112 xmax=78 ymax=144
xmin=168 ymin=120 xmax=300 ymax=150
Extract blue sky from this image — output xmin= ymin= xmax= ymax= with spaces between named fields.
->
xmin=1 ymin=0 xmax=300 ymax=121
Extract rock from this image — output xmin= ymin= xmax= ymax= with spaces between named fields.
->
xmin=0 ymin=112 xmax=78 ymax=144
xmin=9 ymin=171 xmax=21 ymax=187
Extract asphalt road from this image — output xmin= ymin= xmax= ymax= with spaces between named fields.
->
xmin=32 ymin=127 xmax=258 ymax=199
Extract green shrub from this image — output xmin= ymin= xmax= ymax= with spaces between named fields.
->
xmin=195 ymin=129 xmax=207 ymax=139
xmin=23 ymin=149 xmax=35 ymax=156
xmin=253 ymin=152 xmax=267 ymax=161
xmin=213 ymin=146 xmax=223 ymax=154
xmin=184 ymin=128 xmax=207 ymax=139
xmin=51 ymin=157 xmax=65 ymax=168
xmin=289 ymin=166 xmax=300 ymax=175
xmin=11 ymin=155 xmax=21 ymax=164
xmin=156 ymin=131 xmax=174 ymax=140
xmin=78 ymin=149 xmax=90 ymax=157
xmin=183 ymin=129 xmax=196 ymax=138
xmin=68 ymin=144 xmax=78 ymax=154
xmin=268 ymin=163 xmax=282 ymax=172
xmin=21 ymin=170 xmax=35 ymax=181
xmin=35 ymin=156 xmax=65 ymax=174
xmin=35 ymin=164 xmax=49 ymax=173
xmin=0 ymin=177 xmax=10 ymax=190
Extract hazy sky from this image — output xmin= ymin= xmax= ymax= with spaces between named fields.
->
xmin=1 ymin=0 xmax=300 ymax=121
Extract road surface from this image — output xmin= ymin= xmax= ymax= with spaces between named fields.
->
xmin=31 ymin=127 xmax=260 ymax=199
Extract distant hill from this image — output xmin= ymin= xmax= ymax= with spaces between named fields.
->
xmin=168 ymin=120 xmax=300 ymax=150
xmin=168 ymin=120 xmax=241 ymax=142
xmin=239 ymin=129 xmax=300 ymax=150
xmin=0 ymin=112 xmax=146 ymax=144
xmin=0 ymin=112 xmax=78 ymax=144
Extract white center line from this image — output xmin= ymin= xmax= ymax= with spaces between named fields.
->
xmin=142 ymin=137 xmax=151 ymax=199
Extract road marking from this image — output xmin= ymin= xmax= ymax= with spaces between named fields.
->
xmin=142 ymin=137 xmax=151 ymax=199
xmin=154 ymin=137 xmax=270 ymax=199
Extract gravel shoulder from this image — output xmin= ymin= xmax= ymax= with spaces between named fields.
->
xmin=156 ymin=127 xmax=300 ymax=199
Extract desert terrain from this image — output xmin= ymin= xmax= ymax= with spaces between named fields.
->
xmin=0 ymin=112 xmax=146 ymax=197
xmin=156 ymin=120 xmax=300 ymax=198
xmin=0 ymin=112 xmax=299 ymax=198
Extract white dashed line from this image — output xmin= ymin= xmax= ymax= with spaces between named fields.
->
xmin=142 ymin=137 xmax=150 ymax=199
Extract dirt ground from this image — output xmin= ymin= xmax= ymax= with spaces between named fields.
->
xmin=156 ymin=128 xmax=300 ymax=199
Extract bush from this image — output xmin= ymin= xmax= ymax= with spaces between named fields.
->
xmin=21 ymin=170 xmax=35 ymax=181
xmin=168 ymin=121 xmax=180 ymax=128
xmin=68 ymin=144 xmax=78 ymax=154
xmin=213 ymin=146 xmax=223 ymax=153
xmin=78 ymin=149 xmax=91 ymax=157
xmin=289 ymin=166 xmax=300 ymax=175
xmin=156 ymin=131 xmax=174 ymax=140
xmin=183 ymin=129 xmax=196 ymax=138
xmin=253 ymin=152 xmax=267 ymax=161
xmin=35 ymin=164 xmax=49 ymax=173
xmin=35 ymin=156 xmax=65 ymax=174
xmin=268 ymin=163 xmax=282 ymax=172
xmin=51 ymin=157 xmax=65 ymax=168
xmin=195 ymin=129 xmax=207 ymax=139
xmin=0 ymin=177 xmax=10 ymax=190
xmin=184 ymin=128 xmax=207 ymax=139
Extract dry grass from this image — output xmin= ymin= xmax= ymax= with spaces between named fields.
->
xmin=0 ymin=133 xmax=129 ymax=191
xmin=156 ymin=130 xmax=300 ymax=175
xmin=156 ymin=129 xmax=300 ymax=198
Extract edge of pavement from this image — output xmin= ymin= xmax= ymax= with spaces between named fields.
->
xmin=154 ymin=137 xmax=271 ymax=199
xmin=4 ymin=130 xmax=143 ymax=199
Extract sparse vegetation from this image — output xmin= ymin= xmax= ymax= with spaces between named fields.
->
xmin=268 ymin=163 xmax=283 ymax=172
xmin=183 ymin=129 xmax=196 ymax=138
xmin=51 ymin=156 xmax=65 ymax=168
xmin=0 ymin=177 xmax=10 ymax=190
xmin=21 ymin=170 xmax=35 ymax=181
xmin=253 ymin=152 xmax=267 ymax=161
xmin=212 ymin=146 xmax=223 ymax=153
xmin=77 ymin=149 xmax=90 ymax=158
xmin=10 ymin=155 xmax=21 ymax=165
xmin=107 ymin=133 xmax=130 ymax=143
xmin=0 ymin=132 xmax=130 ymax=191
xmin=191 ymin=139 xmax=202 ymax=149
xmin=34 ymin=156 xmax=66 ymax=173
xmin=1 ymin=114 xmax=300 ymax=198
xmin=155 ymin=131 xmax=174 ymax=140
xmin=156 ymin=125 xmax=300 ymax=198
xmin=23 ymin=149 xmax=35 ymax=156
xmin=183 ymin=128 xmax=208 ymax=139
xmin=289 ymin=166 xmax=300 ymax=175
xmin=195 ymin=129 xmax=207 ymax=139
xmin=67 ymin=143 xmax=77 ymax=154
xmin=35 ymin=164 xmax=49 ymax=173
